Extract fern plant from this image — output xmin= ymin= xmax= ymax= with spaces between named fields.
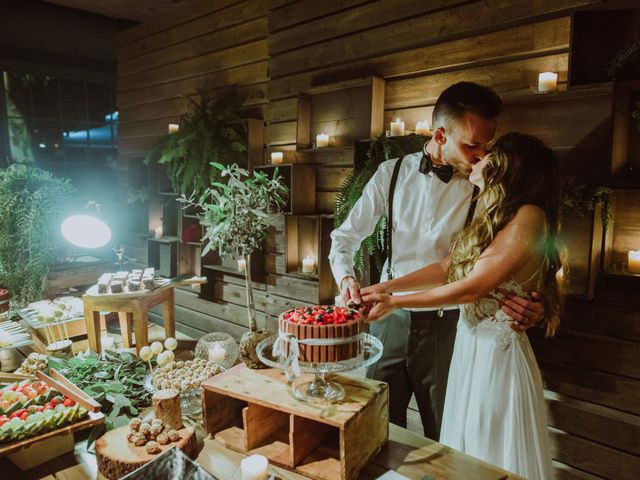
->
xmin=146 ymin=89 xmax=248 ymax=196
xmin=0 ymin=164 xmax=74 ymax=307
xmin=561 ymin=176 xmax=612 ymax=230
xmin=334 ymin=133 xmax=428 ymax=279
xmin=605 ymin=39 xmax=640 ymax=81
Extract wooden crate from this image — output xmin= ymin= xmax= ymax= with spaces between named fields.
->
xmin=202 ymin=364 xmax=388 ymax=480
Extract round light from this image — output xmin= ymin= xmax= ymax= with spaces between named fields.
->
xmin=61 ymin=214 xmax=111 ymax=249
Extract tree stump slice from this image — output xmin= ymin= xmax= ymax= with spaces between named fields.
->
xmin=152 ymin=389 xmax=183 ymax=430
xmin=96 ymin=424 xmax=197 ymax=480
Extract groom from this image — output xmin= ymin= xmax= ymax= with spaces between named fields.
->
xmin=329 ymin=82 xmax=544 ymax=440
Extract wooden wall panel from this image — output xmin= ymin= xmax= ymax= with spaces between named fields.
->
xmin=116 ymin=1 xmax=640 ymax=477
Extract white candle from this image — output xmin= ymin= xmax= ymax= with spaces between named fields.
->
xmin=168 ymin=123 xmax=179 ymax=134
xmin=238 ymin=258 xmax=247 ymax=272
xmin=315 ymin=133 xmax=329 ymax=148
xmin=270 ymin=152 xmax=283 ymax=165
xmin=301 ymin=256 xmax=315 ymax=274
xmin=154 ymin=224 xmax=163 ymax=239
xmin=390 ymin=119 xmax=405 ymax=137
xmin=415 ymin=120 xmax=430 ymax=135
xmin=240 ymin=454 xmax=269 ymax=480
xmin=208 ymin=344 xmax=226 ymax=364
xmin=628 ymin=250 xmax=640 ymax=274
xmin=537 ymin=72 xmax=558 ymax=93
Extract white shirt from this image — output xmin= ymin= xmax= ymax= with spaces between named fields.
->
xmin=329 ymin=151 xmax=475 ymax=310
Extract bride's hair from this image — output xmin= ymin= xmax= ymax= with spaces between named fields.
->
xmin=448 ymin=132 xmax=564 ymax=336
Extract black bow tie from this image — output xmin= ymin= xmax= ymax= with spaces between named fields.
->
xmin=419 ymin=153 xmax=454 ymax=183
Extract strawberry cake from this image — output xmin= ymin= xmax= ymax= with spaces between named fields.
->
xmin=278 ymin=306 xmax=364 ymax=363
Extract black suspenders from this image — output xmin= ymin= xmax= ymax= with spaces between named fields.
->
xmin=385 ymin=156 xmax=479 ymax=281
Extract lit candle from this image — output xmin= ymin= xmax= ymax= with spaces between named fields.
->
xmin=415 ymin=120 xmax=430 ymax=135
xmin=240 ymin=454 xmax=269 ymax=480
xmin=270 ymin=152 xmax=283 ymax=165
xmin=238 ymin=258 xmax=247 ymax=273
xmin=537 ymin=72 xmax=558 ymax=93
xmin=628 ymin=250 xmax=640 ymax=274
xmin=315 ymin=133 xmax=329 ymax=148
xmin=208 ymin=344 xmax=226 ymax=364
xmin=301 ymin=256 xmax=315 ymax=274
xmin=154 ymin=224 xmax=163 ymax=239
xmin=168 ymin=123 xmax=179 ymax=134
xmin=390 ymin=119 xmax=405 ymax=137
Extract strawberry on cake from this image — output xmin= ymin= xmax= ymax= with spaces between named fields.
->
xmin=278 ymin=305 xmax=364 ymax=363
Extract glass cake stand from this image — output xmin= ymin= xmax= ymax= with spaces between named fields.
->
xmin=256 ymin=332 xmax=383 ymax=403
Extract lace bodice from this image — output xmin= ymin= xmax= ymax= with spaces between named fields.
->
xmin=459 ymin=277 xmax=532 ymax=350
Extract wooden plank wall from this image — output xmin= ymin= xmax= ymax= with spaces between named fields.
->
xmin=116 ymin=1 xmax=639 ymax=478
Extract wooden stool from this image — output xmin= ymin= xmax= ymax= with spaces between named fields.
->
xmin=82 ymin=287 xmax=176 ymax=354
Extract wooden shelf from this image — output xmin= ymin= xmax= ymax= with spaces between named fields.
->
xmin=148 ymin=236 xmax=179 ymax=244
xmin=158 ymin=191 xmax=179 ymax=197
xmin=297 ymin=146 xmax=354 ymax=153
xmin=254 ymin=164 xmax=316 ymax=214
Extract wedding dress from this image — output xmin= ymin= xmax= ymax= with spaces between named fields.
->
xmin=439 ymin=266 xmax=554 ymax=479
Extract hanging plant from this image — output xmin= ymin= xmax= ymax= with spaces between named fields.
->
xmin=605 ymin=39 xmax=640 ymax=81
xmin=334 ymin=133 xmax=427 ymax=279
xmin=146 ymin=89 xmax=248 ymax=196
xmin=0 ymin=164 xmax=74 ymax=307
xmin=561 ymin=176 xmax=612 ymax=230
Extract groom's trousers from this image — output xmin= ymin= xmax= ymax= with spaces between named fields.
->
xmin=365 ymin=308 xmax=459 ymax=441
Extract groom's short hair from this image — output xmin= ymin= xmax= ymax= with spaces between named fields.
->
xmin=433 ymin=82 xmax=503 ymax=129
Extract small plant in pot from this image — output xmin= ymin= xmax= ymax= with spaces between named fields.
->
xmin=181 ymin=162 xmax=288 ymax=368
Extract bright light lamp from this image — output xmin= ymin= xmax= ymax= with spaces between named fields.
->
xmin=61 ymin=214 xmax=111 ymax=249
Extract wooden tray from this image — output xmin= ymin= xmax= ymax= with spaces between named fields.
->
xmin=85 ymin=275 xmax=206 ymax=299
xmin=0 ymin=410 xmax=105 ymax=456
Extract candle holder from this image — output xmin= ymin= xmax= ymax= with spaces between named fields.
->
xmin=195 ymin=332 xmax=239 ymax=369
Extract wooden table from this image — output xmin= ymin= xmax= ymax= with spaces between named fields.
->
xmin=7 ymin=423 xmax=524 ymax=480
xmin=82 ymin=286 xmax=175 ymax=354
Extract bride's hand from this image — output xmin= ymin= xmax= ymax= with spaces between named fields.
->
xmin=360 ymin=283 xmax=388 ymax=296
xmin=360 ymin=292 xmax=396 ymax=322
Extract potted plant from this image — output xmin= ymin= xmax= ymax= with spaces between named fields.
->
xmin=0 ymin=164 xmax=74 ymax=307
xmin=181 ymin=162 xmax=288 ymax=368
xmin=146 ymin=90 xmax=248 ymax=196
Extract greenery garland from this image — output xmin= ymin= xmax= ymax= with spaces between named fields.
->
xmin=334 ymin=133 xmax=428 ymax=279
xmin=0 ymin=164 xmax=74 ymax=306
xmin=146 ymin=89 xmax=248 ymax=196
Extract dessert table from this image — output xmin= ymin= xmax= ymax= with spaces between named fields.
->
xmin=1 ymin=423 xmax=524 ymax=480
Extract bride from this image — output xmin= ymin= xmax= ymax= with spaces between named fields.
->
xmin=361 ymin=132 xmax=562 ymax=479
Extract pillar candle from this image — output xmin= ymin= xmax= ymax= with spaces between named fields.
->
xmin=240 ymin=454 xmax=269 ymax=480
xmin=301 ymin=256 xmax=315 ymax=273
xmin=537 ymin=72 xmax=558 ymax=93
xmin=628 ymin=250 xmax=640 ymax=274
xmin=316 ymin=133 xmax=329 ymax=148
xmin=208 ymin=344 xmax=226 ymax=364
xmin=270 ymin=152 xmax=283 ymax=165
xmin=154 ymin=224 xmax=163 ymax=239
xmin=168 ymin=124 xmax=179 ymax=134
xmin=390 ymin=119 xmax=405 ymax=137
xmin=415 ymin=120 xmax=430 ymax=135
xmin=238 ymin=258 xmax=247 ymax=273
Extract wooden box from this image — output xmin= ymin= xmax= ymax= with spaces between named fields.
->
xmin=147 ymin=237 xmax=177 ymax=278
xmin=202 ymin=364 xmax=388 ymax=480
xmin=254 ymin=164 xmax=316 ymax=214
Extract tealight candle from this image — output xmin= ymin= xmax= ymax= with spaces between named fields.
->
xmin=415 ymin=119 xmax=430 ymax=135
xmin=628 ymin=250 xmax=640 ymax=274
xmin=270 ymin=151 xmax=283 ymax=165
xmin=168 ymin=123 xmax=179 ymax=134
xmin=208 ymin=344 xmax=226 ymax=364
xmin=301 ymin=256 xmax=315 ymax=274
xmin=240 ymin=454 xmax=269 ymax=480
xmin=154 ymin=224 xmax=163 ymax=239
xmin=315 ymin=133 xmax=329 ymax=148
xmin=390 ymin=119 xmax=405 ymax=137
xmin=537 ymin=72 xmax=558 ymax=93
xmin=238 ymin=258 xmax=247 ymax=273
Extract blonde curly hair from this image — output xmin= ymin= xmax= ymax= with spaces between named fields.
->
xmin=448 ymin=133 xmax=564 ymax=336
